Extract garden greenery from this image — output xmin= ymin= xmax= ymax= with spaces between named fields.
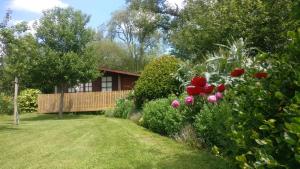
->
xmin=142 ymin=97 xmax=184 ymax=136
xmin=112 ymin=98 xmax=135 ymax=119
xmin=18 ymin=89 xmax=41 ymax=114
xmin=134 ymin=55 xmax=181 ymax=108
xmin=139 ymin=38 xmax=300 ymax=168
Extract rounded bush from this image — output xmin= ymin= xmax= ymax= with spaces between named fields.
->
xmin=18 ymin=89 xmax=41 ymax=113
xmin=134 ymin=56 xmax=181 ymax=108
xmin=142 ymin=98 xmax=184 ymax=136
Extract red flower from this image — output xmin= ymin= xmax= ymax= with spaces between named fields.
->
xmin=204 ymin=84 xmax=215 ymax=94
xmin=254 ymin=72 xmax=268 ymax=79
xmin=186 ymin=85 xmax=200 ymax=96
xmin=230 ymin=68 xmax=245 ymax=77
xmin=191 ymin=76 xmax=207 ymax=87
xmin=217 ymin=84 xmax=225 ymax=92
xmin=199 ymin=87 xmax=206 ymax=95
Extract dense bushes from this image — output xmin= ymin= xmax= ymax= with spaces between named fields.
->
xmin=194 ymin=100 xmax=234 ymax=151
xmin=136 ymin=38 xmax=299 ymax=168
xmin=134 ymin=56 xmax=181 ymax=108
xmin=112 ymin=98 xmax=135 ymax=118
xmin=141 ymin=98 xmax=184 ymax=136
xmin=173 ymin=47 xmax=300 ymax=168
xmin=0 ymin=93 xmax=13 ymax=114
xmin=18 ymin=89 xmax=41 ymax=113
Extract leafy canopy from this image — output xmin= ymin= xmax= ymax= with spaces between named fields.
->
xmin=32 ymin=7 xmax=99 ymax=90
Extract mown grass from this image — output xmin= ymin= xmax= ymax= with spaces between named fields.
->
xmin=0 ymin=114 xmax=232 ymax=169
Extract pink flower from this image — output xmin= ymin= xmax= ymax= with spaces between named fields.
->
xmin=185 ymin=96 xmax=194 ymax=105
xmin=207 ymin=95 xmax=217 ymax=103
xmin=215 ymin=92 xmax=223 ymax=100
xmin=171 ymin=100 xmax=180 ymax=108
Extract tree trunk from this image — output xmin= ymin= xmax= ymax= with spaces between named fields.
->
xmin=59 ymin=84 xmax=64 ymax=118
xmin=13 ymin=77 xmax=19 ymax=125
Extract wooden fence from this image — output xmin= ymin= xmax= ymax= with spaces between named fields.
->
xmin=37 ymin=90 xmax=131 ymax=113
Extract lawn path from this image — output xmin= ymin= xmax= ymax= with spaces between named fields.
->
xmin=0 ymin=114 xmax=232 ymax=169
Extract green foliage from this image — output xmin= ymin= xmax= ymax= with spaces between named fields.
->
xmin=0 ymin=22 xmax=39 ymax=92
xmin=91 ymin=40 xmax=132 ymax=71
xmin=37 ymin=7 xmax=93 ymax=54
xmin=33 ymin=7 xmax=99 ymax=90
xmin=107 ymin=7 xmax=163 ymax=71
xmin=18 ymin=89 xmax=41 ymax=114
xmin=191 ymin=50 xmax=300 ymax=168
xmin=113 ymin=98 xmax=135 ymax=119
xmin=0 ymin=93 xmax=13 ymax=114
xmin=224 ymin=63 xmax=299 ymax=168
xmin=142 ymin=98 xmax=184 ymax=136
xmin=194 ymin=100 xmax=235 ymax=152
xmin=171 ymin=0 xmax=296 ymax=59
xmin=134 ymin=56 xmax=181 ymax=108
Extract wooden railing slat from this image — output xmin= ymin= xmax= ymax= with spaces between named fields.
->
xmin=37 ymin=90 xmax=131 ymax=113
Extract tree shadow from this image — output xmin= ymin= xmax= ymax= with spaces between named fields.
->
xmin=133 ymin=150 xmax=234 ymax=169
xmin=157 ymin=153 xmax=234 ymax=169
xmin=20 ymin=113 xmax=91 ymax=122
xmin=0 ymin=125 xmax=20 ymax=131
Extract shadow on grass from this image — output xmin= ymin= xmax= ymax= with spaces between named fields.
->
xmin=21 ymin=113 xmax=93 ymax=122
xmin=0 ymin=125 xmax=20 ymax=131
xmin=135 ymin=152 xmax=234 ymax=169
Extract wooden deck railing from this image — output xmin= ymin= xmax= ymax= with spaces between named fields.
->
xmin=37 ymin=90 xmax=131 ymax=113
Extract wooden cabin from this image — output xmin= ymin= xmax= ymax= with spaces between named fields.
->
xmin=55 ymin=68 xmax=140 ymax=93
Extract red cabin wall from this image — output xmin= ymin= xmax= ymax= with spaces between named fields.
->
xmin=57 ymin=71 xmax=139 ymax=93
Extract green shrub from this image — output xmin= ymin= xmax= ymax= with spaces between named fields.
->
xmin=142 ymin=98 xmax=184 ymax=136
xmin=226 ymin=61 xmax=300 ymax=168
xmin=0 ymin=93 xmax=13 ymax=114
xmin=134 ymin=56 xmax=181 ymax=108
xmin=18 ymin=89 xmax=41 ymax=113
xmin=194 ymin=100 xmax=235 ymax=153
xmin=113 ymin=98 xmax=135 ymax=118
xmin=175 ymin=38 xmax=300 ymax=168
xmin=191 ymin=58 xmax=300 ymax=168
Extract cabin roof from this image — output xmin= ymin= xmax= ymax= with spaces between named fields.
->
xmin=100 ymin=68 xmax=140 ymax=77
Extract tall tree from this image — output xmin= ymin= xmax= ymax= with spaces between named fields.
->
xmin=107 ymin=7 xmax=161 ymax=71
xmin=33 ymin=7 xmax=99 ymax=117
xmin=90 ymin=39 xmax=134 ymax=71
xmin=0 ymin=10 xmax=12 ymax=93
xmin=0 ymin=22 xmax=39 ymax=124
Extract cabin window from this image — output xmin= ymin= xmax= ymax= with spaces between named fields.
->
xmin=101 ymin=76 xmax=112 ymax=91
xmin=79 ymin=83 xmax=84 ymax=92
xmin=68 ymin=87 xmax=76 ymax=93
xmin=85 ymin=81 xmax=92 ymax=92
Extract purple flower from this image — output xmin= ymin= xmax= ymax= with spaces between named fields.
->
xmin=215 ymin=92 xmax=223 ymax=100
xmin=185 ymin=96 xmax=194 ymax=105
xmin=171 ymin=100 xmax=180 ymax=108
xmin=207 ymin=95 xmax=217 ymax=103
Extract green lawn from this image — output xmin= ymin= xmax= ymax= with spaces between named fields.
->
xmin=0 ymin=114 xmax=232 ymax=169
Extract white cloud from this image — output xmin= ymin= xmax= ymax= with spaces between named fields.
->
xmin=166 ymin=0 xmax=186 ymax=9
xmin=10 ymin=19 xmax=39 ymax=35
xmin=9 ymin=0 xmax=68 ymax=14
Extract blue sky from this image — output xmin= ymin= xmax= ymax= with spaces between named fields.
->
xmin=0 ymin=0 xmax=127 ymax=29
xmin=0 ymin=0 xmax=184 ymax=30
